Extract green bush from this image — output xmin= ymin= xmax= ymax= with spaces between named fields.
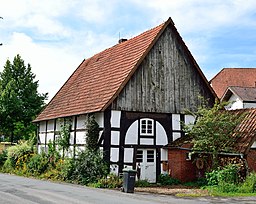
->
xmin=2 ymin=141 xmax=34 ymax=172
xmin=239 ymin=172 xmax=256 ymax=193
xmin=135 ymin=179 xmax=151 ymax=187
xmin=218 ymin=182 xmax=239 ymax=193
xmin=158 ymin=174 xmax=180 ymax=186
xmin=27 ymin=153 xmax=49 ymax=176
xmin=206 ymin=164 xmax=239 ymax=186
xmin=70 ymin=149 xmax=108 ymax=185
xmin=219 ymin=164 xmax=239 ymax=184
xmin=0 ymin=150 xmax=7 ymax=167
xmin=206 ymin=169 xmax=219 ymax=186
xmin=15 ymin=152 xmax=34 ymax=174
xmin=184 ymin=177 xmax=208 ymax=187
xmin=57 ymin=158 xmax=76 ymax=181
xmin=91 ymin=174 xmax=123 ymax=188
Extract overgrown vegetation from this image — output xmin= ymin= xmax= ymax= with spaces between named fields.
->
xmin=90 ymin=174 xmax=123 ymax=188
xmin=180 ymin=100 xmax=256 ymax=196
xmin=69 ymin=149 xmax=108 ymax=185
xmin=184 ymin=101 xmax=246 ymax=169
xmin=158 ymin=174 xmax=181 ymax=186
xmin=205 ymin=164 xmax=256 ymax=195
xmin=57 ymin=120 xmax=71 ymax=158
xmin=85 ymin=115 xmax=100 ymax=152
xmin=1 ymin=141 xmax=256 ymax=196
xmin=135 ymin=179 xmax=152 ymax=187
xmin=0 ymin=114 xmax=110 ymax=187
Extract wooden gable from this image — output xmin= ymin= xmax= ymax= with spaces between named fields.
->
xmin=112 ymin=23 xmax=216 ymax=113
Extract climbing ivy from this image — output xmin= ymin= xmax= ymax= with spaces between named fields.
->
xmin=85 ymin=115 xmax=100 ymax=151
xmin=57 ymin=119 xmax=71 ymax=158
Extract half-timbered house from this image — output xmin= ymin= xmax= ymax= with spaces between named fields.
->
xmin=34 ymin=18 xmax=216 ymax=182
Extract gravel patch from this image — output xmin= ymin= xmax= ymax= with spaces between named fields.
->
xmin=135 ymin=185 xmax=209 ymax=196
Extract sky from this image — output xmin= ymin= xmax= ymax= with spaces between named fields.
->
xmin=1 ymin=0 xmax=256 ymax=101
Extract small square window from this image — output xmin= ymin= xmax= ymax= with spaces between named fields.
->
xmin=140 ymin=119 xmax=154 ymax=136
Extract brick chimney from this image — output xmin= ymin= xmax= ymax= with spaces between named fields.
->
xmin=118 ymin=38 xmax=127 ymax=44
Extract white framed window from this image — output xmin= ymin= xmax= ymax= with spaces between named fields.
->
xmin=140 ymin=119 xmax=154 ymax=136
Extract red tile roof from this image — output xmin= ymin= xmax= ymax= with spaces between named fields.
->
xmin=35 ymin=19 xmax=172 ymax=122
xmin=210 ymin=68 xmax=256 ymax=98
xmin=168 ymin=109 xmax=256 ymax=154
xmin=232 ymin=109 xmax=256 ymax=154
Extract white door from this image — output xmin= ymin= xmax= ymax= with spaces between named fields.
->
xmin=136 ymin=149 xmax=156 ymax=183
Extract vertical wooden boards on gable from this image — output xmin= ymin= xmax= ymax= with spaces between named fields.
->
xmin=112 ymin=25 xmax=215 ymax=113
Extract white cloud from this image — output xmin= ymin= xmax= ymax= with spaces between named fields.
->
xmin=75 ymin=0 xmax=117 ymax=23
xmin=0 ymin=32 xmax=81 ymax=100
xmin=24 ymin=14 xmax=70 ymax=37
xmin=0 ymin=0 xmax=256 ymax=100
xmin=130 ymin=0 xmax=256 ymax=33
xmin=0 ymin=0 xmax=73 ymax=38
xmin=0 ymin=29 xmax=117 ymax=101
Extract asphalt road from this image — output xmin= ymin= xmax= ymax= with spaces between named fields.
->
xmin=0 ymin=173 xmax=256 ymax=204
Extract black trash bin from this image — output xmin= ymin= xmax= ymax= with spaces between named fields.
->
xmin=122 ymin=169 xmax=137 ymax=193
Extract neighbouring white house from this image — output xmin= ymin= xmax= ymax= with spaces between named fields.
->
xmin=221 ymin=86 xmax=256 ymax=110
xmin=34 ymin=18 xmax=216 ymax=183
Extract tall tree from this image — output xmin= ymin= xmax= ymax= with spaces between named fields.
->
xmin=0 ymin=54 xmax=47 ymax=142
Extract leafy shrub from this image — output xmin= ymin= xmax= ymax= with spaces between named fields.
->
xmin=70 ymin=149 xmax=108 ymax=185
xmin=2 ymin=141 xmax=34 ymax=172
xmin=47 ymin=140 xmax=61 ymax=168
xmin=206 ymin=169 xmax=219 ymax=186
xmin=15 ymin=152 xmax=34 ymax=174
xmin=217 ymin=182 xmax=239 ymax=193
xmin=158 ymin=174 xmax=180 ymax=186
xmin=91 ymin=174 xmax=123 ymax=188
xmin=0 ymin=150 xmax=7 ymax=167
xmin=57 ymin=122 xmax=71 ymax=158
xmin=218 ymin=164 xmax=239 ymax=184
xmin=184 ymin=177 xmax=208 ymax=187
xmin=239 ymin=172 xmax=256 ymax=193
xmin=85 ymin=115 xmax=100 ymax=151
xmin=27 ymin=153 xmax=49 ymax=176
xmin=135 ymin=179 xmax=151 ymax=187
xmin=57 ymin=158 xmax=76 ymax=181
xmin=206 ymin=164 xmax=239 ymax=186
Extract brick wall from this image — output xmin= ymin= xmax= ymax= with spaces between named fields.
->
xmin=247 ymin=149 xmax=256 ymax=172
xmin=168 ymin=148 xmax=198 ymax=182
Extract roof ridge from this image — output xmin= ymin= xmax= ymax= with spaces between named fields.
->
xmin=230 ymin=86 xmax=256 ymax=89
xmin=210 ymin=68 xmax=256 ymax=82
xmin=222 ymin=68 xmax=256 ymax=70
xmin=82 ymin=22 xmax=166 ymax=63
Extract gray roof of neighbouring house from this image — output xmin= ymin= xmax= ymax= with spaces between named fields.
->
xmin=222 ymin=86 xmax=256 ymax=102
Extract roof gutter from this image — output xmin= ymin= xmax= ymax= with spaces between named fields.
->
xmin=165 ymin=146 xmax=245 ymax=158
